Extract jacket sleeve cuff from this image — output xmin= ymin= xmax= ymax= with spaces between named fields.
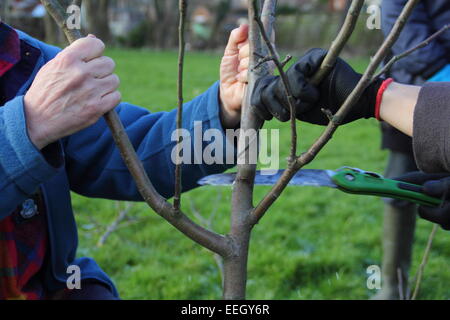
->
xmin=0 ymin=96 xmax=64 ymax=194
xmin=413 ymin=83 xmax=450 ymax=173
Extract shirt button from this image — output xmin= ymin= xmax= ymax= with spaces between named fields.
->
xmin=20 ymin=199 xmax=38 ymax=219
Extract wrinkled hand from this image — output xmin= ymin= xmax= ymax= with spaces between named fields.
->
xmin=219 ymin=24 xmax=249 ymax=128
xmin=24 ymin=35 xmax=121 ymax=150
xmin=395 ymin=172 xmax=450 ymax=230
xmin=252 ymin=48 xmax=385 ymax=125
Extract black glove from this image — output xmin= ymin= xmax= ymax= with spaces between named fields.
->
xmin=395 ymin=171 xmax=450 ymax=231
xmin=252 ymin=48 xmax=386 ymax=125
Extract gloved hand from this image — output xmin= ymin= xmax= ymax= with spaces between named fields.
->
xmin=395 ymin=171 xmax=450 ymax=230
xmin=252 ymin=48 xmax=386 ymax=125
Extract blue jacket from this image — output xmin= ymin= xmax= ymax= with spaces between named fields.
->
xmin=382 ymin=0 xmax=450 ymax=84
xmin=0 ymin=31 xmax=233 ymax=297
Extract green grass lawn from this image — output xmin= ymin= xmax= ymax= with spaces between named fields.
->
xmin=71 ymin=48 xmax=450 ymax=300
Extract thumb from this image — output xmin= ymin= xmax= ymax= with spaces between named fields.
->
xmin=224 ymin=24 xmax=249 ymax=56
xmin=423 ymin=178 xmax=450 ymax=198
xmin=65 ymin=36 xmax=105 ymax=62
xmin=418 ymin=204 xmax=450 ymax=229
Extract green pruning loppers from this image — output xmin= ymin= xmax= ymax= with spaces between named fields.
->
xmin=199 ymin=167 xmax=442 ymax=207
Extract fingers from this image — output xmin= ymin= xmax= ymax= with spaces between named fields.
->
xmin=99 ymin=91 xmax=122 ymax=114
xmin=423 ymin=178 xmax=450 ymax=198
xmin=261 ymin=79 xmax=290 ymax=122
xmin=283 ymin=68 xmax=319 ymax=106
xmin=224 ymin=24 xmax=249 ymax=57
xmin=237 ymin=41 xmax=249 ymax=83
xmin=65 ymin=35 xmax=105 ymax=62
xmin=418 ymin=203 xmax=450 ymax=230
xmin=236 ymin=70 xmax=248 ymax=83
xmin=95 ymin=74 xmax=120 ymax=97
xmin=86 ymin=56 xmax=116 ymax=79
xmin=394 ymin=171 xmax=450 ymax=185
xmin=238 ymin=56 xmax=249 ymax=73
xmin=251 ymin=76 xmax=276 ymax=121
xmin=238 ymin=42 xmax=249 ymax=60
xmin=294 ymin=48 xmax=328 ymax=76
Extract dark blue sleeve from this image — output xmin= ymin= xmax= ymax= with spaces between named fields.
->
xmin=381 ymin=0 xmax=448 ymax=79
xmin=0 ymin=33 xmax=67 ymax=219
xmin=0 ymin=96 xmax=65 ymax=218
xmin=64 ymin=81 xmax=236 ymax=201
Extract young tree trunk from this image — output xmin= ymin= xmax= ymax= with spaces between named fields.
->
xmin=44 ymin=12 xmax=62 ymax=45
xmin=84 ymin=0 xmax=110 ymax=43
xmin=207 ymin=0 xmax=231 ymax=49
xmin=152 ymin=0 xmax=179 ymax=49
xmin=0 ymin=0 xmax=9 ymax=22
xmin=223 ymin=0 xmax=276 ymax=300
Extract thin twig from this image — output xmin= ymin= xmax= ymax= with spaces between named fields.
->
xmin=297 ymin=0 xmax=420 ymax=169
xmin=224 ymin=0 xmax=278 ymax=300
xmin=72 ymin=0 xmax=82 ymax=7
xmin=189 ymin=194 xmax=224 ymax=286
xmin=250 ymin=0 xmax=368 ymax=225
xmin=376 ymin=24 xmax=450 ymax=79
xmin=40 ymin=0 xmax=231 ymax=258
xmin=97 ymin=202 xmax=134 ymax=247
xmin=174 ymin=0 xmax=187 ymax=212
xmin=41 ymin=0 xmax=82 ymax=42
xmin=311 ymin=0 xmax=365 ymax=85
xmin=253 ymin=55 xmax=274 ymax=71
xmin=253 ymin=0 xmax=297 ymax=163
xmin=410 ymin=224 xmax=439 ymax=300
xmin=397 ymin=268 xmax=404 ymax=300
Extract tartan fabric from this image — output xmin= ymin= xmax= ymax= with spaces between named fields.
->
xmin=0 ymin=22 xmax=48 ymax=300
xmin=0 ymin=192 xmax=48 ymax=300
xmin=0 ymin=22 xmax=20 ymax=77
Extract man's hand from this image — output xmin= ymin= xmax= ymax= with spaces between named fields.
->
xmin=219 ymin=24 xmax=249 ymax=128
xmin=252 ymin=48 xmax=386 ymax=125
xmin=395 ymin=172 xmax=450 ymax=230
xmin=24 ymin=35 xmax=121 ymax=150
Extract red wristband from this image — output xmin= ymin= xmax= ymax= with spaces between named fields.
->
xmin=374 ymin=78 xmax=394 ymax=121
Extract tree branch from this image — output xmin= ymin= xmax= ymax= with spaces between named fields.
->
xmin=97 ymin=202 xmax=133 ymax=247
xmin=253 ymin=0 xmax=297 ymax=162
xmin=297 ymin=0 xmax=420 ymax=166
xmin=40 ymin=0 xmax=232 ymax=258
xmin=376 ymin=24 xmax=450 ymax=79
xmin=41 ymin=0 xmax=82 ymax=42
xmin=250 ymin=0 xmax=365 ymax=225
xmin=397 ymin=268 xmax=405 ymax=300
xmin=311 ymin=0 xmax=365 ymax=85
xmin=189 ymin=196 xmax=224 ymax=287
xmin=72 ymin=0 xmax=82 ymax=8
xmin=174 ymin=0 xmax=187 ymax=212
xmin=410 ymin=224 xmax=439 ymax=300
xmin=224 ymin=0 xmax=278 ymax=300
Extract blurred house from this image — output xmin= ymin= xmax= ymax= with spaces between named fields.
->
xmin=3 ymin=0 xmax=45 ymax=39
xmin=109 ymin=0 xmax=148 ymax=38
xmin=329 ymin=0 xmax=348 ymax=12
xmin=8 ymin=0 xmax=45 ymax=18
xmin=3 ymin=0 xmax=382 ymax=52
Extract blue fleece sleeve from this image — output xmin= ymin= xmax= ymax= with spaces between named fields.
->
xmin=382 ymin=0 xmax=448 ymax=79
xmin=427 ymin=64 xmax=450 ymax=82
xmin=64 ymin=81 xmax=236 ymax=201
xmin=0 ymin=96 xmax=64 ymax=218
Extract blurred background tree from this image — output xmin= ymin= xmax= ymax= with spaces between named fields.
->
xmin=84 ymin=0 xmax=111 ymax=43
xmin=3 ymin=0 xmax=383 ymax=59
